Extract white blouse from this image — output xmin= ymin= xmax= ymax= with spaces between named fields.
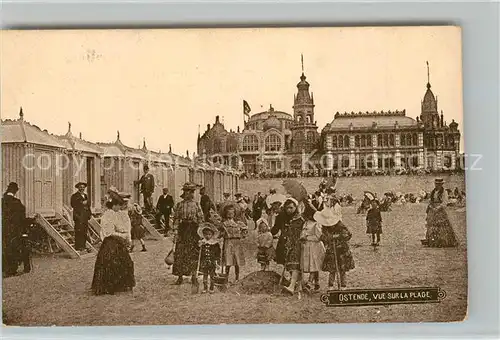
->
xmin=99 ymin=209 xmax=132 ymax=243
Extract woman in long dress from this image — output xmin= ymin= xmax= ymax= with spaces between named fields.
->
xmin=424 ymin=178 xmax=458 ymax=247
xmin=91 ymin=196 xmax=135 ymax=295
xmin=172 ymin=183 xmax=205 ymax=286
xmin=278 ymin=198 xmax=305 ymax=295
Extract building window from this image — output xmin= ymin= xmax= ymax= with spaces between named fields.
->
xmin=342 ymin=155 xmax=349 ymax=168
xmin=389 ymin=134 xmax=395 ymax=147
xmin=242 ymin=134 xmax=259 ymax=152
xmin=377 ymin=134 xmax=383 ymax=147
xmin=265 ymin=134 xmax=282 ymax=152
xmin=412 ymin=133 xmax=418 ymax=146
xmin=367 ymin=135 xmax=373 ymax=147
xmin=355 ymin=135 xmax=360 ymax=147
xmin=444 ymin=155 xmax=452 ymax=168
xmin=360 ymin=135 xmax=366 ymax=147
xmin=412 ymin=155 xmax=419 ymax=167
xmin=307 ymin=131 xmax=315 ymax=143
xmin=344 ymin=135 xmax=350 ymax=148
xmin=383 ymin=134 xmax=389 ymax=147
xmin=227 ymin=136 xmax=238 ymax=152
xmin=332 ymin=136 xmax=338 ymax=148
xmin=213 ymin=138 xmax=223 ymax=153
xmin=401 ymin=134 xmax=406 ymax=146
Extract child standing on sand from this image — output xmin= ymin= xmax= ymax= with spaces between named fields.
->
xmin=197 ymin=223 xmax=221 ymax=293
xmin=366 ymin=199 xmax=383 ymax=246
xmin=314 ymin=208 xmax=355 ymax=289
xmin=220 ymin=204 xmax=247 ymax=282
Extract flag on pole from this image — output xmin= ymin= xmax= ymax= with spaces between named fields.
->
xmin=243 ymin=100 xmax=251 ymax=121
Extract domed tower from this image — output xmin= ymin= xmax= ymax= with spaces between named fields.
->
xmin=289 ymin=54 xmax=319 ymax=154
xmin=420 ymin=61 xmax=440 ymax=130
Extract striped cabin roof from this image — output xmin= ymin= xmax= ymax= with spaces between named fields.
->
xmin=1 ymin=117 xmax=66 ymax=149
xmin=55 ymin=124 xmax=103 ymax=154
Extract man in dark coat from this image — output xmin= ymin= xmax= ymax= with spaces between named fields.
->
xmin=252 ymin=192 xmax=265 ymax=229
xmin=156 ymin=188 xmax=174 ymax=235
xmin=135 ymin=164 xmax=155 ymax=213
xmin=199 ymin=187 xmax=214 ymax=222
xmin=2 ymin=182 xmax=29 ymax=277
xmin=71 ymin=182 xmax=92 ymax=251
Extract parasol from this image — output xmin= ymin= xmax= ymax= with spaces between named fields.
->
xmin=282 ymin=179 xmax=308 ymax=202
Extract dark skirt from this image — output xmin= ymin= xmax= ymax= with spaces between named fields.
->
xmin=91 ymin=236 xmax=135 ymax=295
xmin=322 ymin=244 xmax=355 ymax=274
xmin=366 ymin=222 xmax=382 ymax=234
xmin=172 ymin=222 xmax=201 ymax=276
xmin=275 ymin=236 xmax=286 ymax=265
xmin=131 ymin=224 xmax=146 ymax=240
xmin=425 ymin=207 xmax=458 ymax=247
xmin=284 ymin=231 xmax=302 ymax=272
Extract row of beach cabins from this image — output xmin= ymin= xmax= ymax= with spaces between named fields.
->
xmin=1 ymin=109 xmax=240 ymax=259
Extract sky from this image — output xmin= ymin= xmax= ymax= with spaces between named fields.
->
xmin=1 ymin=27 xmax=463 ymax=154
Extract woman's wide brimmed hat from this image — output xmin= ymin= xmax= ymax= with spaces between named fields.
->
xmin=364 ymin=191 xmax=376 ymax=201
xmin=435 ymin=178 xmax=445 ymax=184
xmin=107 ymin=186 xmax=131 ymax=204
xmin=284 ymin=197 xmax=299 ymax=208
xmin=266 ymin=193 xmax=286 ymax=207
xmin=314 ymin=207 xmax=341 ymax=227
xmin=197 ymin=222 xmax=219 ymax=239
xmin=256 ymin=217 xmax=269 ymax=229
xmin=75 ymin=182 xmax=87 ymax=189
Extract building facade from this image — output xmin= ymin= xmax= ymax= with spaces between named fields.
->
xmin=197 ymin=64 xmax=461 ymax=174
xmin=197 ymin=70 xmax=320 ymax=175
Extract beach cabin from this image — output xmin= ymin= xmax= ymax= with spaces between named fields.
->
xmin=97 ymin=132 xmax=145 ymax=205
xmin=56 ymin=122 xmax=103 ymax=212
xmin=141 ymin=143 xmax=173 ymax=205
xmin=1 ymin=109 xmax=65 ymax=217
xmin=171 ymin=154 xmax=191 ymax=202
xmin=1 ymin=110 xmax=99 ymax=259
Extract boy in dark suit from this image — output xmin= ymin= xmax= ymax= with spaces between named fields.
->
xmin=156 ymin=188 xmax=174 ymax=235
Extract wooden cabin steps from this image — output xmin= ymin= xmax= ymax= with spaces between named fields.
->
xmin=140 ymin=211 xmax=164 ymax=240
xmin=34 ymin=212 xmax=99 ymax=259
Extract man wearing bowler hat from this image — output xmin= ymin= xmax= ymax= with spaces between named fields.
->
xmin=2 ymin=182 xmax=30 ymax=277
xmin=71 ymin=182 xmax=92 ymax=252
xmin=136 ymin=164 xmax=155 ymax=213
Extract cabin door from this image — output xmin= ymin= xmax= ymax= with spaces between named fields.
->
xmin=86 ymin=157 xmax=94 ymax=207
xmin=33 ymin=150 xmax=55 ymax=213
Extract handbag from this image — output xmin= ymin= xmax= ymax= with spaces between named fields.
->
xmin=165 ymin=248 xmax=174 ymax=265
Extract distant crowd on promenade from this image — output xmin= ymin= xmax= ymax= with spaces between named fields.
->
xmin=241 ymin=168 xmax=465 ymax=180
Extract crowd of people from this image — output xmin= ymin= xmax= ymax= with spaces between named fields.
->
xmin=2 ymin=168 xmax=460 ymax=298
xmin=240 ymin=167 xmax=464 ymax=180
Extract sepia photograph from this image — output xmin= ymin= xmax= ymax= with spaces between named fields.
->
xmin=1 ymin=26 xmax=467 ymax=326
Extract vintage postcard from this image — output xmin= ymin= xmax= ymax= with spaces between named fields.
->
xmin=1 ymin=27 xmax=466 ymax=326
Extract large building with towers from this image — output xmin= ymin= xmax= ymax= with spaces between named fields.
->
xmin=197 ymin=61 xmax=461 ymax=175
